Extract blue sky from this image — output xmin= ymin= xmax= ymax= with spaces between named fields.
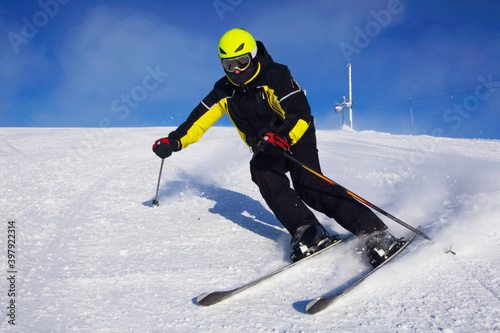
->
xmin=1 ymin=0 xmax=499 ymax=139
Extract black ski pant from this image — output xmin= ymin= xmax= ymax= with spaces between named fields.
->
xmin=250 ymin=132 xmax=387 ymax=237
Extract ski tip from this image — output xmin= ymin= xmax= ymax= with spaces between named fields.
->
xmin=305 ymin=298 xmax=321 ymax=314
xmin=197 ymin=290 xmax=231 ymax=306
xmin=196 ymin=292 xmax=213 ymax=306
xmin=306 ymin=295 xmax=340 ymax=315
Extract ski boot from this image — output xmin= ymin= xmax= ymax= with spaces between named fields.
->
xmin=290 ymin=225 xmax=339 ymax=262
xmin=365 ymin=230 xmax=406 ymax=268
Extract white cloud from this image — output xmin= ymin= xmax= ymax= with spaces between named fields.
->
xmin=0 ymin=37 xmax=51 ymax=125
xmin=52 ymin=5 xmax=220 ymax=126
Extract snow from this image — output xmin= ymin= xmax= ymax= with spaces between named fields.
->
xmin=1 ymin=126 xmax=499 ymax=332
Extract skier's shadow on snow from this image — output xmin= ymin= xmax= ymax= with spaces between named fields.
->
xmin=148 ymin=175 xmax=287 ymax=242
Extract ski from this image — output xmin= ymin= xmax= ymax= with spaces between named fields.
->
xmin=197 ymin=236 xmax=347 ymax=306
xmin=306 ymin=227 xmax=420 ymax=315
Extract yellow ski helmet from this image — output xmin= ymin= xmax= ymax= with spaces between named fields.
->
xmin=218 ymin=28 xmax=257 ymax=59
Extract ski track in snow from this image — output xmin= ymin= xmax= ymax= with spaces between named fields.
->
xmin=1 ymin=127 xmax=499 ymax=332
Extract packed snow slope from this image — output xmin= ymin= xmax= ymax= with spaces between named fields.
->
xmin=1 ymin=126 xmax=499 ymax=332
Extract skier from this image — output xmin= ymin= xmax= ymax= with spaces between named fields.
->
xmin=152 ymin=28 xmax=404 ymax=267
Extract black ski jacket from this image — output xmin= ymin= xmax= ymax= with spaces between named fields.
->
xmin=168 ymin=41 xmax=314 ymax=150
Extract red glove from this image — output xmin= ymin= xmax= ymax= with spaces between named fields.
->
xmin=255 ymin=133 xmax=290 ymax=156
xmin=152 ymin=138 xmax=173 ymax=159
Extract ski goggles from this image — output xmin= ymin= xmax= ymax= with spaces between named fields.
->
xmin=221 ymin=54 xmax=252 ymax=73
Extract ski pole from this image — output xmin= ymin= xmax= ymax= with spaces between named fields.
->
xmin=152 ymin=159 xmax=164 ymax=207
xmin=284 ymin=153 xmax=431 ymax=241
